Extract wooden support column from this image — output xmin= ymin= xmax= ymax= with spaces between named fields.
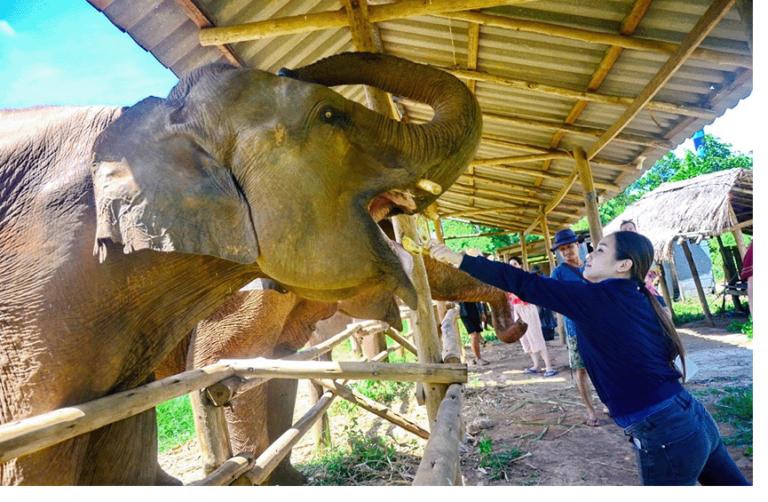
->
xmin=393 ymin=215 xmax=446 ymax=424
xmin=657 ymin=263 xmax=676 ymax=321
xmin=729 ymin=204 xmax=748 ymax=259
xmin=539 ymin=206 xmax=556 ymax=272
xmin=519 ymin=233 xmax=529 ymax=270
xmin=574 ymin=146 xmax=603 ymax=246
xmin=680 ymin=240 xmax=714 ymax=327
xmin=342 ymin=0 xmax=446 ymax=423
xmin=191 ymin=389 xmax=233 ymax=474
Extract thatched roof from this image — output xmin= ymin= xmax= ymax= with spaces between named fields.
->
xmin=603 ymin=167 xmax=752 ymax=262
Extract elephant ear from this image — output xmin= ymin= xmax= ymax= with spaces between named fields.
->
xmin=91 ymin=97 xmax=259 ymax=264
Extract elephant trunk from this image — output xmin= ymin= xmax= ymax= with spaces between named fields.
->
xmin=278 ymin=52 xmax=482 ymax=212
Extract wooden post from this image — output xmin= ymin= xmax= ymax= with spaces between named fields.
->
xmin=191 ymin=390 xmax=233 ymax=474
xmin=393 ymin=215 xmax=448 ymax=424
xmin=413 ymin=383 xmax=464 ymax=486
xmin=680 ymin=239 xmax=714 ymax=327
xmin=657 ymin=263 xmax=676 ymax=321
xmin=729 ymin=204 xmax=748 ymax=259
xmin=519 ymin=232 xmax=529 ymax=270
xmin=188 ymin=453 xmax=255 ymax=486
xmin=574 ymin=146 xmax=603 ymax=246
xmin=539 ymin=206 xmax=556 ymax=273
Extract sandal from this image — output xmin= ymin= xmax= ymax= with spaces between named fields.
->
xmin=585 ymin=417 xmax=600 ymax=427
xmin=522 ymin=368 xmax=540 ymax=375
xmin=543 ymin=370 xmax=557 ymax=377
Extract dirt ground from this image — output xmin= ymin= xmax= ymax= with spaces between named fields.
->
xmin=160 ymin=316 xmax=753 ymax=486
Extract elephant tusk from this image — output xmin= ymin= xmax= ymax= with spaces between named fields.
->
xmin=415 ymin=179 xmax=442 ymax=195
xmin=402 ymin=236 xmax=429 ymax=256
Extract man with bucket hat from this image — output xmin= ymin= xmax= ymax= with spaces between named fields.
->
xmin=550 ymin=229 xmax=604 ymax=427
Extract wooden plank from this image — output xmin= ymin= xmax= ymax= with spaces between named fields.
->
xmin=681 ymin=240 xmax=714 ymax=327
xmin=225 ymin=358 xmax=467 ymax=384
xmin=0 ymin=363 xmax=235 ymax=464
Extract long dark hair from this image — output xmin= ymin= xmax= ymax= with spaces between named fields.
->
xmin=613 ymin=231 xmax=686 ymax=380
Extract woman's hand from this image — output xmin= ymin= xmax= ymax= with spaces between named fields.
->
xmin=428 ymin=239 xmax=463 ymax=266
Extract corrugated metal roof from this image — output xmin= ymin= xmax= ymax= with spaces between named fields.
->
xmin=87 ymin=0 xmax=753 ymax=249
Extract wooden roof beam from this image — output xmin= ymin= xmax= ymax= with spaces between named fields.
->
xmin=438 ymin=8 xmax=751 ymax=69
xmin=588 ymin=0 xmax=737 ymax=159
xmin=173 ymin=0 xmax=244 ymax=66
xmin=479 ymin=137 xmax=635 ymax=170
xmin=446 ymin=67 xmax=717 ymax=121
xmin=199 ymin=0 xmax=538 ymax=46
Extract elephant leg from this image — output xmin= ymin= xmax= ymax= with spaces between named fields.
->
xmin=77 ymin=408 xmax=167 ymax=485
xmin=1 ymin=435 xmax=89 ymax=485
xmin=263 ymin=374 xmax=307 ymax=486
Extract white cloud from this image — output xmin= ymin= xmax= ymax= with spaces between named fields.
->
xmin=0 ymin=20 xmax=17 ymax=37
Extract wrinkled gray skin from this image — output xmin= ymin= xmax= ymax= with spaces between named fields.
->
xmin=157 ymin=256 xmax=513 ymax=485
xmin=0 ymin=52 xmax=482 ymax=485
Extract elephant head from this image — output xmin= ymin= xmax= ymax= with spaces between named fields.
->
xmin=91 ymin=52 xmax=482 ymax=312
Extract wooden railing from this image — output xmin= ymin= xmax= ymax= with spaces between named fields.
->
xmin=0 ymin=310 xmax=468 ymax=486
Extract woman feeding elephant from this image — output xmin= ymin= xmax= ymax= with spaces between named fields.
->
xmin=0 ymin=52 xmax=482 ymax=485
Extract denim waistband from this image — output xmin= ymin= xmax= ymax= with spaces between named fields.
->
xmin=613 ymin=390 xmax=684 ymax=429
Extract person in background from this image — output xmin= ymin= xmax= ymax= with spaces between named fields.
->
xmin=619 ymin=220 xmax=667 ymax=308
xmin=508 ymin=257 xmax=556 ymax=377
xmin=531 ymin=264 xmax=557 ymax=340
xmin=740 ymin=241 xmax=753 ymax=315
xmin=429 ymin=232 xmax=750 ymax=486
xmin=549 ymin=229 xmax=603 ymax=427
xmin=459 ymin=301 xmax=489 ymax=366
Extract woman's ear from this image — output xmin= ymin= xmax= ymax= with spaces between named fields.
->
xmin=91 ymin=97 xmax=259 ymax=264
xmin=616 ymin=258 xmax=634 ymax=275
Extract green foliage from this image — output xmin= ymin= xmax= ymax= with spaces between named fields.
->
xmin=439 ymin=219 xmax=518 ymax=253
xmin=728 ymin=317 xmax=753 ymax=339
xmin=477 ymin=434 xmax=526 ymax=480
xmin=713 ymin=386 xmax=753 ymax=453
xmin=156 ymin=395 xmax=196 ymax=453
xmin=670 ymin=297 xmax=741 ymax=326
xmin=298 ymin=416 xmax=415 ymax=485
xmin=574 ymin=134 xmax=753 ymax=229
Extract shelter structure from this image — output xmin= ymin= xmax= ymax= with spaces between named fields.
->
xmin=87 ymin=0 xmax=753 ymax=248
xmin=603 ymin=167 xmax=753 ymax=324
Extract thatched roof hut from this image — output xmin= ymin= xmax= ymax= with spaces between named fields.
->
xmin=603 ymin=168 xmax=753 ymax=263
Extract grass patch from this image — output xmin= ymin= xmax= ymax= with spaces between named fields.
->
xmin=156 ymin=395 xmax=196 ymax=453
xmin=727 ymin=317 xmax=753 ymax=339
xmin=713 ymin=386 xmax=753 ymax=455
xmin=477 ymin=434 xmax=526 ymax=481
xmin=297 ymin=417 xmax=420 ymax=485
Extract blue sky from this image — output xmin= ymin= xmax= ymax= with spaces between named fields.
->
xmin=0 ymin=0 xmax=758 ymax=155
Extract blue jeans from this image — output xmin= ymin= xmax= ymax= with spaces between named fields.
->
xmin=624 ymin=390 xmax=750 ymax=486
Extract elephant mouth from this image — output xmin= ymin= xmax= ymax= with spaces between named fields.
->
xmin=367 ymin=189 xmax=418 ymax=222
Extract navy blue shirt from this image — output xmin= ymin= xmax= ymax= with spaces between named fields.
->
xmin=460 ymin=255 xmax=683 ymax=416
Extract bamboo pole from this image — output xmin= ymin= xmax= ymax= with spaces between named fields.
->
xmin=728 ymin=204 xmax=748 ymax=259
xmin=385 ymin=327 xmax=419 ymax=357
xmin=243 ymin=391 xmax=337 ymax=485
xmin=438 ymin=8 xmax=750 ymax=69
xmin=657 ymin=264 xmax=676 ymax=321
xmin=520 ymin=232 xmax=529 ymax=270
xmin=314 ymin=379 xmax=430 ymax=440
xmin=680 ymin=240 xmax=714 ymax=327
xmin=446 ymin=68 xmax=718 ymax=120
xmin=188 ymin=453 xmax=255 ymax=486
xmin=539 ymin=206 xmax=556 ymax=274
xmin=439 ymin=306 xmax=462 ymax=364
xmin=573 ymin=146 xmax=603 ymax=246
xmin=0 ymin=363 xmax=235 ymax=464
xmin=198 ymin=0 xmax=537 ymax=46
xmin=413 ymin=383 xmax=464 ymax=486
xmin=224 ymin=358 xmax=467 ymax=385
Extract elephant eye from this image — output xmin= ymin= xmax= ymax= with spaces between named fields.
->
xmin=319 ymin=106 xmax=349 ymax=127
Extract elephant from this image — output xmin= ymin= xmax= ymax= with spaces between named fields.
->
xmin=156 ymin=254 xmax=518 ymax=485
xmin=0 ymin=52 xmax=482 ymax=485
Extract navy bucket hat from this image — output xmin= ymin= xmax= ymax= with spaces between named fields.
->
xmin=551 ymin=229 xmax=579 ymax=251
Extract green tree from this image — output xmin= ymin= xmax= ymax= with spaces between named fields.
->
xmin=437 ymin=219 xmax=515 ymax=253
